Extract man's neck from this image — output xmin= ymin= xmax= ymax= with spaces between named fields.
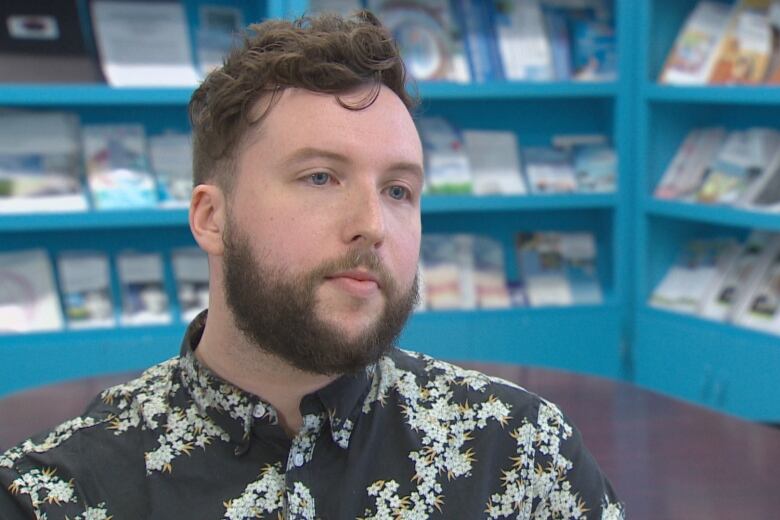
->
xmin=194 ymin=308 xmax=337 ymax=437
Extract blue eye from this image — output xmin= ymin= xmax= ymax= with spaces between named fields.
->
xmin=309 ymin=172 xmax=331 ymax=186
xmin=388 ymin=185 xmax=409 ymax=200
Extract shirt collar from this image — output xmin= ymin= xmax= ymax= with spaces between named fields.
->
xmin=177 ymin=310 xmax=375 ymax=450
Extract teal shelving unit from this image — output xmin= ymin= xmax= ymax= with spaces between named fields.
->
xmin=2 ymin=0 xmax=638 ymax=412
xmin=635 ymin=0 xmax=780 ymax=422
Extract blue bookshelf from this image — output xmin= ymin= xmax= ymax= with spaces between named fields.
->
xmin=635 ymin=0 xmax=780 ymax=421
xmin=0 ymin=0 xmax=638 ymax=414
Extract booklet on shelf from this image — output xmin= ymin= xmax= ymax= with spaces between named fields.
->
xmin=117 ymin=251 xmax=172 ymax=326
xmin=0 ymin=249 xmax=64 ymax=334
xmin=83 ymin=124 xmax=158 ymax=210
xmin=516 ymin=231 xmax=601 ymax=306
xmin=417 ymin=117 xmax=472 ymax=194
xmin=699 ymin=231 xmax=779 ymax=321
xmin=569 ymin=9 xmax=617 ymax=81
xmin=650 ymin=238 xmax=741 ymax=314
xmin=195 ymin=5 xmax=244 ymax=76
xmin=737 ymin=145 xmax=780 ymax=208
xmin=149 ymin=132 xmax=193 ymax=207
xmin=660 ymin=1 xmax=733 ymax=85
xmin=733 ymin=237 xmax=780 ymax=333
xmin=0 ymin=111 xmax=88 ymax=214
xmin=463 ymin=130 xmax=526 ymax=195
xmin=489 ymin=0 xmax=555 ymax=81
xmin=654 ymin=127 xmax=726 ymax=200
xmin=90 ymin=0 xmax=200 ymax=87
xmin=172 ymin=248 xmax=209 ymax=322
xmin=473 ymin=236 xmax=511 ymax=309
xmin=571 ymin=142 xmax=617 ymax=192
xmin=709 ymin=1 xmax=772 ymax=84
xmin=57 ymin=251 xmax=115 ymax=329
xmin=543 ymin=7 xmax=573 ymax=80
xmin=368 ymin=0 xmax=471 ymax=82
xmin=455 ymin=0 xmax=502 ymax=82
xmin=420 ymin=234 xmax=462 ymax=310
xmin=696 ymin=128 xmax=780 ymax=204
xmin=523 ymin=147 xmax=578 ymax=194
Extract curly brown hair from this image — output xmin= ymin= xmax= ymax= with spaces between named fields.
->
xmin=188 ymin=10 xmax=417 ymax=192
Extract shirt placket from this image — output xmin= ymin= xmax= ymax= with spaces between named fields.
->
xmin=283 ymin=412 xmax=325 ymax=519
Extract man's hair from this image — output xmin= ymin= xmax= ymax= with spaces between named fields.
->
xmin=189 ymin=10 xmax=417 ymax=192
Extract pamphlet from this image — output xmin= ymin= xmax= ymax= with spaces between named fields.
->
xmin=417 ymin=117 xmax=472 ymax=194
xmin=91 ymin=0 xmax=200 ymax=87
xmin=473 ymin=236 xmax=511 ymax=308
xmin=82 ymin=124 xmax=158 ymax=210
xmin=523 ymin=147 xmax=578 ymax=194
xmin=654 ymin=127 xmax=726 ymax=200
xmin=57 ymin=251 xmax=115 ymax=329
xmin=490 ymin=0 xmax=555 ymax=81
xmin=0 ymin=111 xmax=87 ymax=214
xmin=462 ymin=130 xmax=526 ymax=195
xmin=420 ymin=234 xmax=464 ymax=309
xmin=117 ymin=251 xmax=171 ymax=326
xmin=149 ymin=132 xmax=193 ymax=207
xmin=0 ymin=249 xmax=64 ymax=333
xmin=172 ymin=248 xmax=209 ymax=322
xmin=196 ymin=5 xmax=244 ymax=76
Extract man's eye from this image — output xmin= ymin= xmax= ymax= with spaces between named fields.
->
xmin=309 ymin=172 xmax=331 ymax=186
xmin=388 ymin=185 xmax=409 ymax=200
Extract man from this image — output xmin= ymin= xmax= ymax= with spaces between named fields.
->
xmin=0 ymin=11 xmax=624 ymax=519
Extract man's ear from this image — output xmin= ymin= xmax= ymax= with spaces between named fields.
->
xmin=190 ymin=184 xmax=226 ymax=256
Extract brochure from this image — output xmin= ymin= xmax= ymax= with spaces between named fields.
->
xmin=0 ymin=249 xmax=64 ymax=333
xmin=57 ymin=251 xmax=115 ymax=329
xmin=417 ymin=117 xmax=472 ymax=194
xmin=91 ymin=0 xmax=200 ymax=87
xmin=473 ymin=236 xmax=511 ymax=308
xmin=420 ymin=234 xmax=464 ymax=310
xmin=462 ymin=130 xmax=526 ymax=195
xmin=149 ymin=132 xmax=193 ymax=207
xmin=523 ymin=147 xmax=578 ymax=194
xmin=117 ymin=251 xmax=172 ymax=326
xmin=196 ymin=5 xmax=243 ymax=76
xmin=82 ymin=124 xmax=158 ymax=210
xmin=172 ymin=248 xmax=210 ymax=322
xmin=489 ymin=0 xmax=555 ymax=81
xmin=0 ymin=111 xmax=87 ymax=214
xmin=654 ymin=127 xmax=726 ymax=200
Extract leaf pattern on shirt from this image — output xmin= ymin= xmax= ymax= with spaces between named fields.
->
xmin=222 ymin=463 xmax=285 ymax=520
xmin=8 ymin=467 xmax=76 ymax=513
xmin=360 ymin=354 xmax=514 ymax=519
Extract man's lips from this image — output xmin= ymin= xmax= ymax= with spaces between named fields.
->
xmin=324 ymin=270 xmax=381 ymax=298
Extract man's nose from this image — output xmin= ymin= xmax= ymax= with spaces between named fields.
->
xmin=342 ymin=186 xmax=386 ymax=248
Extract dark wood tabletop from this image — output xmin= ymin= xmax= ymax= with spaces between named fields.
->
xmin=2 ymin=362 xmax=779 ymax=519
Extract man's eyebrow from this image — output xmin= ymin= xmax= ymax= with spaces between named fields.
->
xmin=286 ymin=147 xmax=424 ymax=181
xmin=285 ymin=147 xmax=350 ymax=164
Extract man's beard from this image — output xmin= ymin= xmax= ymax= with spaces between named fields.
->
xmin=222 ymin=221 xmax=419 ymax=375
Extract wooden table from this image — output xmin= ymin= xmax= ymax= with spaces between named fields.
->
xmin=2 ymin=362 xmax=779 ymax=519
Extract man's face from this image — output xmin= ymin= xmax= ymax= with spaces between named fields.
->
xmin=222 ymin=86 xmax=424 ymax=374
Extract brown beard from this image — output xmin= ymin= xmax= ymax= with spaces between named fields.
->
xmin=222 ymin=217 xmax=419 ymax=375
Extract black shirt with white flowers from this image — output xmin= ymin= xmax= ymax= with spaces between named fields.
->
xmin=0 ymin=311 xmax=623 ymax=519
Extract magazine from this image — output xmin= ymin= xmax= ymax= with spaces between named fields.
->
xmin=462 ymin=130 xmax=526 ymax=195
xmin=0 ymin=111 xmax=87 ymax=213
xmin=82 ymin=124 xmax=158 ymax=210
xmin=57 ymin=251 xmax=115 ymax=329
xmin=417 ymin=117 xmax=472 ymax=194
xmin=733 ymin=240 xmax=780 ymax=333
xmin=172 ymin=248 xmax=209 ymax=322
xmin=660 ymin=1 xmax=733 ymax=85
xmin=149 ymin=132 xmax=193 ymax=207
xmin=654 ymin=127 xmax=726 ymax=200
xmin=369 ymin=0 xmax=471 ymax=82
xmin=0 ymin=249 xmax=64 ymax=333
xmin=709 ymin=2 xmax=772 ymax=84
xmin=117 ymin=251 xmax=172 ymax=326
xmin=523 ymin=147 xmax=577 ymax=194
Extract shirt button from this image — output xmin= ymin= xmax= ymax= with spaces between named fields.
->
xmin=252 ymin=404 xmax=265 ymax=419
xmin=293 ymin=453 xmax=304 ymax=467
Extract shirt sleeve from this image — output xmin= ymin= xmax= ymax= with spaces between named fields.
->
xmin=530 ymin=400 xmax=625 ymax=519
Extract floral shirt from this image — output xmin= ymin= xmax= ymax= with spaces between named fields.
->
xmin=0 ymin=312 xmax=624 ymax=519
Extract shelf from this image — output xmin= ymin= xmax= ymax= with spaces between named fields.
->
xmin=0 ymin=81 xmax=618 ymax=107
xmin=0 ymin=85 xmax=195 ymax=106
xmin=418 ymin=81 xmax=618 ymax=100
xmin=402 ymin=303 xmax=623 ymax=379
xmin=0 ymin=208 xmax=190 ymax=232
xmin=644 ymin=198 xmax=780 ymax=231
xmin=635 ymin=306 xmax=780 ymax=422
xmin=0 ymin=195 xmax=617 ymax=232
xmin=0 ymin=303 xmax=623 ymax=397
xmin=644 ymin=83 xmax=780 ymax=105
xmin=422 ymin=193 xmax=617 ymax=213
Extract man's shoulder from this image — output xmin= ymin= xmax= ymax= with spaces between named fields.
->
xmin=376 ymin=348 xmax=558 ymax=426
xmin=1 ymin=357 xmax=181 ymax=468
